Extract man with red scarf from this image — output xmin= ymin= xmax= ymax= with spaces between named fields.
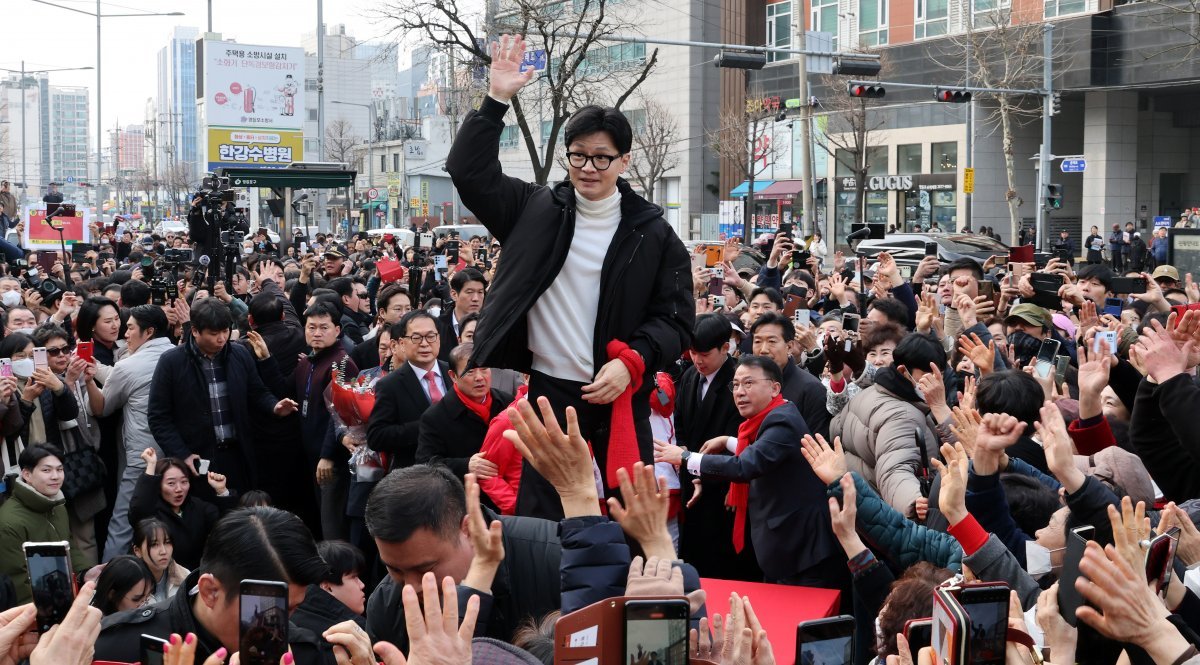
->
xmin=655 ymin=355 xmax=843 ymax=588
xmin=415 ymin=342 xmax=512 ymax=506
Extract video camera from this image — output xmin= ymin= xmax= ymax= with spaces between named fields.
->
xmin=196 ymin=175 xmax=236 ymax=207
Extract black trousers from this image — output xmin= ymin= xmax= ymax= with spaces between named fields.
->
xmin=516 ymin=370 xmax=654 ymax=521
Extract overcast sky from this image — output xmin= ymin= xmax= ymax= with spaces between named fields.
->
xmin=4 ymin=0 xmax=398 ymax=151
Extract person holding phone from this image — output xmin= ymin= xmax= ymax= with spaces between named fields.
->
xmin=0 ymin=444 xmax=88 ymax=603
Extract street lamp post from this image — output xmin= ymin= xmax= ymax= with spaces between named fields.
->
xmin=32 ymin=1 xmax=182 ymax=211
xmin=0 ymin=62 xmax=93 ymax=206
xmin=332 ymin=100 xmax=375 ymax=232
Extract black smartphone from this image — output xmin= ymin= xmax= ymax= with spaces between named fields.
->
xmin=958 ymin=583 xmax=1010 ymax=665
xmin=623 ymin=599 xmax=689 ymax=665
xmin=1030 ymin=272 xmax=1065 ymax=293
xmin=446 ymin=239 xmax=460 ymax=265
xmin=239 ymin=579 xmax=290 ymax=665
xmin=23 ymin=541 xmax=75 ymax=633
xmin=796 ymin=615 xmax=855 ymax=665
xmin=925 ymin=242 xmax=938 ymax=257
xmin=978 ymin=281 xmax=995 ymax=299
xmin=1058 ymin=525 xmax=1095 ymax=627
xmin=1033 ymin=252 xmax=1052 ymax=269
xmin=475 ymin=247 xmax=489 ymax=267
xmin=1104 ymin=297 xmax=1124 ymax=318
xmin=842 ymin=312 xmax=861 ymax=334
xmin=1145 ymin=528 xmax=1180 ymax=596
xmin=793 ymin=250 xmax=812 ymax=268
xmin=141 ymin=633 xmax=169 ymax=665
xmin=1111 ymin=276 xmax=1148 ymax=294
xmin=784 ymin=294 xmax=805 ymax=318
xmin=1034 ymin=338 xmax=1061 ymax=379
xmin=904 ymin=618 xmax=933 ymax=660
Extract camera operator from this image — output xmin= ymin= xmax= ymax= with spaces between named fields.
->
xmin=186 ymin=191 xmax=246 ymax=264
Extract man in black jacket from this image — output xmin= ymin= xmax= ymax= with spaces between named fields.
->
xmin=415 ymin=342 xmax=511 ymax=488
xmin=148 ymin=299 xmax=298 ymax=492
xmin=750 ymin=312 xmax=831 ymax=438
xmin=436 ymin=268 xmax=487 ymax=362
xmin=673 ymin=314 xmax=762 ymax=581
xmin=364 ymin=464 xmax=561 ymax=652
xmin=327 ymin=276 xmax=371 ymax=345
xmin=367 ymin=310 xmax=450 ymax=469
xmin=446 ymin=35 xmax=693 ymax=519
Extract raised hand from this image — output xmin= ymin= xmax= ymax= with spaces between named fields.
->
xmin=462 ymin=474 xmax=504 ymax=593
xmin=799 ymin=433 xmax=848 ymax=485
xmin=957 ymin=333 xmax=995 ymax=375
xmin=607 ymin=462 xmax=674 ymax=561
xmin=487 ymin=34 xmax=536 ymax=103
xmin=504 ymin=397 xmax=599 ymax=516
xmin=930 ymin=442 xmax=969 ymax=525
xmin=1034 ymin=401 xmax=1085 ymax=493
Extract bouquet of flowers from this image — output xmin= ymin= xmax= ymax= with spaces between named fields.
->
xmin=325 ymin=359 xmax=386 ymax=482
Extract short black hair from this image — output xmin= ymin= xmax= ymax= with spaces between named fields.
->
xmin=388 ymin=309 xmax=438 ymax=340
xmin=459 ymin=312 xmax=480 ymax=335
xmin=190 ymin=298 xmax=233 ymax=333
xmin=868 ymin=298 xmax=909 ymax=326
xmin=1000 ymin=473 xmax=1060 ymax=537
xmin=239 ymin=490 xmax=272 ymax=508
xmin=750 ymin=311 xmax=796 ymax=343
xmin=317 ymin=540 xmax=366 ymax=583
xmin=977 ymin=370 xmax=1043 ymax=435
xmin=120 ymin=279 xmax=151 ymax=307
xmin=945 ymin=258 xmax=984 ymax=282
xmin=32 ymin=324 xmax=70 ymax=348
xmin=93 ymin=555 xmax=155 ymax=616
xmin=563 ymin=105 xmax=633 ymax=155
xmin=303 ymin=300 xmax=342 ymax=324
xmin=736 ymin=354 xmax=783 ymax=385
xmin=249 ymin=290 xmax=284 ymax=325
xmin=1076 ymin=264 xmax=1114 ymax=293
xmin=450 ymin=268 xmax=487 ymax=293
xmin=325 ymin=276 xmax=357 ymax=299
xmin=199 ymin=507 xmax=330 ymax=597
xmin=376 ymin=282 xmax=411 ymax=312
xmin=128 ymin=304 xmax=170 ymax=339
xmin=132 ymin=517 xmax=172 ymax=552
xmin=19 ymin=443 xmax=63 ymax=470
xmin=0 ymin=332 xmax=33 ymax=359
xmin=693 ymin=313 xmax=733 ymax=353
xmin=862 ymin=321 xmax=906 ymax=352
xmin=749 ymin=287 xmax=784 ymax=309
xmin=891 ymin=332 xmax=946 ymax=373
xmin=365 ymin=464 xmax=466 ymax=544
xmin=76 ymin=296 xmax=120 ymax=342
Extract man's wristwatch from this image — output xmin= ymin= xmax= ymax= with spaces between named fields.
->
xmin=680 ymin=450 xmax=691 ymax=465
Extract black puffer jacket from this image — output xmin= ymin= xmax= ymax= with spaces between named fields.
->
xmin=446 ymin=96 xmax=694 ymax=385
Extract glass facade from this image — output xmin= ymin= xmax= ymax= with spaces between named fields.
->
xmin=858 ymin=0 xmax=889 ymax=46
xmin=897 ymin=144 xmax=923 ymax=175
xmin=915 ymin=0 xmax=949 ymax=38
xmin=767 ymin=2 xmax=793 ymax=62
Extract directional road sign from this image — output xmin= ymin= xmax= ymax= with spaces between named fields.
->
xmin=1060 ymin=158 xmax=1086 ymax=173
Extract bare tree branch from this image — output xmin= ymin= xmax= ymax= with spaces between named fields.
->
xmin=627 ymin=98 xmax=680 ymax=203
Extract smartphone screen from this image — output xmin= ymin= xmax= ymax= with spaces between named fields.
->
xmin=75 ymin=341 xmax=94 ymax=364
xmin=623 ymin=599 xmax=689 ymax=665
xmin=141 ymin=634 xmax=169 ymax=665
xmin=794 ymin=309 xmax=812 ymax=328
xmin=1104 ymin=297 xmax=1124 ymax=318
xmin=925 ymin=242 xmax=939 ymax=257
xmin=796 ymin=615 xmax=855 ymax=665
xmin=931 ymin=590 xmax=964 ymax=665
xmin=708 ymin=276 xmax=724 ymax=297
xmin=1034 ymin=339 xmax=1060 ymax=378
xmin=704 ymin=244 xmax=724 ymax=268
xmin=978 ymin=281 xmax=995 ymax=299
xmin=1009 ymin=245 xmax=1034 ymax=264
xmin=905 ymin=619 xmax=933 ymax=660
xmin=1112 ymin=277 xmax=1148 ymax=294
xmin=1145 ymin=528 xmax=1180 ymax=595
xmin=23 ymin=541 xmax=75 ymax=633
xmin=239 ymin=579 xmax=289 ymax=665
xmin=1059 ymin=525 xmax=1095 ymax=626
xmin=32 ymin=347 xmax=48 ymax=370
xmin=843 ymin=313 xmax=861 ymax=334
xmin=784 ymin=294 xmax=804 ymax=317
xmin=958 ymin=585 xmax=1010 ymax=665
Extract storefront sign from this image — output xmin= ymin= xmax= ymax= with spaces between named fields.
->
xmin=835 ymin=173 xmax=957 ymax=193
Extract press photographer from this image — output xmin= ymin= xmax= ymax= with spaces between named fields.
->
xmin=187 ymin=175 xmax=248 ymax=288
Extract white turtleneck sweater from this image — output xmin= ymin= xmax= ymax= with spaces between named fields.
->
xmin=527 ymin=188 xmax=622 ymax=383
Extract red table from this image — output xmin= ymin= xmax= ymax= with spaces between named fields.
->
xmin=699 ymin=578 xmax=841 ymax=665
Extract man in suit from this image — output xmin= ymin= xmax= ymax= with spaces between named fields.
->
xmin=350 ymin=283 xmax=413 ymax=371
xmin=436 ymin=267 xmax=487 ymax=362
xmin=750 ymin=312 xmax=830 ymax=438
xmin=655 ymin=355 xmax=842 ymax=588
xmin=415 ymin=341 xmax=511 ymax=488
xmin=673 ymin=313 xmax=761 ymax=581
xmin=367 ymin=310 xmax=450 ymax=468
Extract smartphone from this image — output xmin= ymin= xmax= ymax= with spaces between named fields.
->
xmin=75 ymin=341 xmax=93 ymax=363
xmin=32 ymin=347 xmax=48 ymax=370
xmin=796 ymin=615 xmax=855 ymax=665
xmin=793 ymin=250 xmax=812 ymax=269
xmin=1111 ymin=276 xmax=1148 ymax=294
xmin=925 ymin=242 xmax=939 ymax=257
xmin=1055 ymin=355 xmax=1070 ymax=386
xmin=1034 ymin=338 xmax=1061 ymax=379
xmin=1034 ymin=252 xmax=1052 ymax=269
xmin=23 ymin=541 xmax=75 ymax=633
xmin=1145 ymin=528 xmax=1180 ymax=596
xmin=196 ymin=458 xmax=211 ymax=476
xmin=0 ymin=359 xmax=11 ymax=378
xmin=239 ymin=579 xmax=290 ymax=665
xmin=904 ymin=618 xmax=933 ymax=660
xmin=932 ymin=587 xmax=969 ymax=665
xmin=1093 ymin=330 xmax=1118 ymax=356
xmin=978 ymin=281 xmax=995 ymax=299
xmin=703 ymin=244 xmax=724 ymax=268
xmin=794 ymin=308 xmax=812 ymax=328
xmin=1103 ymin=297 xmax=1124 ymax=318
xmin=1058 ymin=525 xmax=1095 ymax=627
xmin=141 ymin=634 xmax=169 ymax=665
xmin=710 ymin=295 xmax=726 ymax=309
xmin=784 ymin=294 xmax=805 ymax=317
xmin=299 ymin=241 xmax=308 ymax=255
xmin=691 ymin=252 xmax=707 ymax=274
xmin=623 ymin=599 xmax=689 ymax=665
xmin=1009 ymin=245 xmax=1034 ymax=264
xmin=992 ymin=255 xmax=1009 ymax=267
xmin=708 ymin=277 xmax=724 ymax=297
xmin=36 ymin=252 xmax=57 ymax=274
xmin=446 ymin=239 xmax=460 ymax=265
xmin=899 ymin=264 xmax=914 ymax=280
xmin=1030 ymin=272 xmax=1065 ymax=293
xmin=957 ymin=583 xmax=1010 ymax=665
xmin=433 ymin=255 xmax=448 ymax=271
xmin=842 ymin=313 xmax=861 ymax=334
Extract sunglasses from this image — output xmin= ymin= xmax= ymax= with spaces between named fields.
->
xmin=45 ymin=346 xmax=73 ymax=357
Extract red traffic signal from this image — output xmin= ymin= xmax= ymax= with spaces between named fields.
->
xmin=846 ymin=82 xmax=885 ymax=99
xmin=934 ymin=87 xmax=972 ymax=103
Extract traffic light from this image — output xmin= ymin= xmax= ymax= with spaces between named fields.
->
xmin=1050 ymin=92 xmax=1062 ymax=116
xmin=832 ymin=56 xmax=882 ymax=77
xmin=934 ymin=87 xmax=972 ymax=103
xmin=846 ymin=82 xmax=885 ymax=99
xmin=1044 ymin=183 xmax=1064 ymax=210
xmin=713 ymin=52 xmax=768 ymax=70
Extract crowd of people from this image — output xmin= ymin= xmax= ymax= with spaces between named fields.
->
xmin=0 ymin=33 xmax=1196 ymax=665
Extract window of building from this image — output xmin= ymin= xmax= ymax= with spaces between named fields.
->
xmin=972 ymin=0 xmax=1012 ymax=21
xmin=932 ymin=141 xmax=958 ymax=173
xmin=307 ymin=108 xmax=318 ymax=121
xmin=835 ymin=149 xmax=855 ymax=177
xmin=766 ymin=2 xmax=793 ymax=62
xmin=1044 ymin=0 xmax=1085 ymax=17
xmin=499 ymin=125 xmax=520 ymax=149
xmin=811 ymin=0 xmax=839 ymax=50
xmin=305 ymin=78 xmax=318 ymax=91
xmin=897 ymin=144 xmax=922 ymax=175
xmin=858 ymin=0 xmax=888 ymax=47
xmin=866 ymin=146 xmax=889 ymax=175
xmin=541 ymin=120 xmax=555 ymax=144
xmin=393 ymin=153 xmax=400 ymax=172
xmin=380 ymin=154 xmax=387 ymax=172
xmin=915 ymin=0 xmax=949 ymax=38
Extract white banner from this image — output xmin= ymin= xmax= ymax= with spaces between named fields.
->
xmin=205 ymin=40 xmax=305 ymax=130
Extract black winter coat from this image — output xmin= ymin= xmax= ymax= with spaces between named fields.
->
xmin=446 ymin=96 xmax=694 ymax=385
xmin=128 ymin=472 xmax=236 ymax=569
xmin=414 ymin=387 xmax=511 ymax=478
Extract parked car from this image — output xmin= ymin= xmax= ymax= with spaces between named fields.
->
xmin=853 ymin=232 xmax=1008 ymax=267
xmin=431 ymin=224 xmax=490 ymax=243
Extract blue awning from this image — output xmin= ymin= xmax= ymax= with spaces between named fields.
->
xmin=729 ymin=180 xmax=775 ymax=198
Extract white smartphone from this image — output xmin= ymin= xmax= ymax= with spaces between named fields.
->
xmin=794 ymin=308 xmax=812 ymax=328
xmin=1093 ymin=330 xmax=1118 ymax=356
xmin=196 ymin=459 xmax=211 ymax=475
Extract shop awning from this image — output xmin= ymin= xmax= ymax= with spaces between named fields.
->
xmin=758 ymin=179 xmax=808 ymax=200
xmin=729 ymin=180 xmax=774 ymax=198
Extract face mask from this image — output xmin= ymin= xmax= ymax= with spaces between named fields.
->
xmin=427 ymin=307 xmax=441 ymax=318
xmin=10 ymin=358 xmax=35 ymax=378
xmin=14 ymin=327 xmax=34 ymax=337
xmin=1024 ymin=540 xmax=1054 ymax=578
xmin=1184 ymin=567 xmax=1200 ymax=599
xmin=1 ymin=291 xmax=21 ymax=308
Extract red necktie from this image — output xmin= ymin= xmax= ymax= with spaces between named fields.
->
xmin=425 ymin=372 xmax=443 ymax=404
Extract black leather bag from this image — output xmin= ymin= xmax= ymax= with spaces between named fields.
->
xmin=59 ymin=429 xmax=106 ymax=500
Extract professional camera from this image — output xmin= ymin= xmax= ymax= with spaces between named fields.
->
xmin=220 ymin=230 xmax=246 ymax=246
xmin=197 ymin=175 xmax=236 ymax=207
xmin=163 ymin=247 xmax=193 ymax=264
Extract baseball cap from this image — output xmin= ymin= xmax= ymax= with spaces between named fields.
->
xmin=324 ymin=244 xmax=348 ymax=258
xmin=1151 ymin=265 xmax=1180 ymax=282
xmin=1005 ymin=303 xmax=1050 ymax=329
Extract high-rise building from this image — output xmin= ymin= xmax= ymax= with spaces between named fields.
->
xmin=156 ymin=26 xmax=199 ymax=180
xmin=47 ymin=85 xmax=89 ymax=192
xmin=0 ymin=73 xmax=46 ymax=203
xmin=117 ymin=125 xmax=145 ymax=172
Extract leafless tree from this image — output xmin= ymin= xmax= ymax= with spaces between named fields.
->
xmin=370 ymin=0 xmax=659 ymax=184
xmin=325 ymin=119 xmax=361 ymax=224
xmin=627 ymin=98 xmax=679 ymax=203
xmin=814 ymin=77 xmax=888 ymax=230
xmin=707 ymin=85 xmax=786 ymax=238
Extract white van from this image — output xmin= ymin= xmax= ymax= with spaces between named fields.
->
xmin=366 ymin=226 xmax=415 ymax=247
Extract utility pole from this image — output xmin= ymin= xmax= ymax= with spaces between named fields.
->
xmin=316 ymin=0 xmax=326 ymax=227
xmin=793 ymin=11 xmax=815 ymax=238
xmin=1035 ymin=23 xmax=1054 ymax=251
xmin=964 ymin=9 xmax=974 ymax=233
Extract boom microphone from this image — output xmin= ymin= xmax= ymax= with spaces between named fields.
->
xmin=44 ymin=206 xmax=65 ymax=220
xmin=846 ymin=226 xmax=872 ymax=241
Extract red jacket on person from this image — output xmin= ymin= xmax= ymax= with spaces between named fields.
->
xmin=477 ymin=386 xmax=527 ymax=515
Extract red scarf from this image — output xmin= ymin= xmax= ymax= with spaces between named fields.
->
xmin=727 ymin=394 xmax=787 ymax=552
xmin=453 ymin=384 xmax=493 ymax=424
xmin=604 ymin=340 xmax=645 ymax=488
